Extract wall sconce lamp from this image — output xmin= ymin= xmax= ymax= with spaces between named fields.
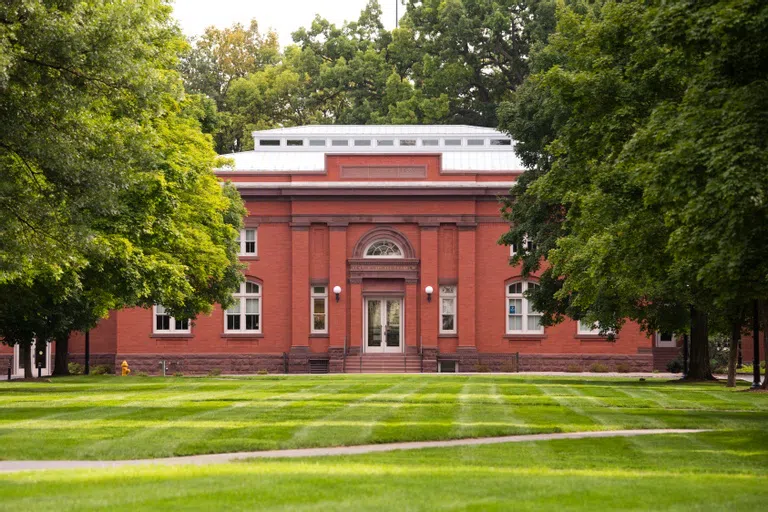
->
xmin=333 ymin=285 xmax=342 ymax=302
xmin=425 ymin=285 xmax=434 ymax=303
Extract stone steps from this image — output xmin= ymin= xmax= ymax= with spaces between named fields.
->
xmin=344 ymin=355 xmax=422 ymax=373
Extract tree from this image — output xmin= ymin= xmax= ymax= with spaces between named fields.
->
xmin=498 ymin=0 xmax=768 ymax=380
xmin=399 ymin=0 xmax=557 ymax=126
xmin=0 ymin=0 xmax=246 ymax=375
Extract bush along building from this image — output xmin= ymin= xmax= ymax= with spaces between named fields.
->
xmin=3 ymin=126 xmax=677 ymax=375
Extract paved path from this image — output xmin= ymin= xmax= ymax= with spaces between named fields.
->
xmin=0 ymin=429 xmax=707 ymax=473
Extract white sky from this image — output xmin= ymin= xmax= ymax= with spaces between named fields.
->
xmin=171 ymin=0 xmax=400 ymax=48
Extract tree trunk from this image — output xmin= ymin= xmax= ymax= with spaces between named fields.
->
xmin=20 ymin=343 xmax=32 ymax=379
xmin=52 ymin=332 xmax=70 ymax=377
xmin=762 ymin=301 xmax=768 ymax=390
xmin=685 ymin=306 xmax=713 ymax=380
xmin=726 ymin=318 xmax=740 ymax=388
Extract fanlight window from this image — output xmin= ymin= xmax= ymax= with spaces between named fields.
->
xmin=365 ymin=240 xmax=403 ymax=258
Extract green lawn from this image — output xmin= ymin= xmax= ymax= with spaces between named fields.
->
xmin=0 ymin=374 xmax=765 ymax=460
xmin=1 ymin=375 xmax=766 ymax=511
xmin=0 ymin=430 xmax=765 ymax=510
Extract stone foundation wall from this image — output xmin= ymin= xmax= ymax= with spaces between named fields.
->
xmin=519 ymin=353 xmax=652 ymax=372
xmin=0 ymin=354 xmax=12 ymax=379
xmin=116 ymin=353 xmax=287 ymax=375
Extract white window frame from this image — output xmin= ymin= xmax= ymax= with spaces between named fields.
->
xmin=506 ymin=281 xmax=544 ymax=334
xmin=364 ymin=239 xmax=404 ymax=259
xmin=656 ymin=332 xmax=677 ymax=348
xmin=153 ymin=305 xmax=191 ymax=334
xmin=224 ymin=281 xmax=262 ymax=334
xmin=510 ymin=234 xmax=535 ymax=257
xmin=236 ymin=228 xmax=258 ymax=256
xmin=311 ymin=285 xmax=328 ymax=334
xmin=577 ymin=320 xmax=614 ymax=336
xmin=439 ymin=285 xmax=457 ymax=334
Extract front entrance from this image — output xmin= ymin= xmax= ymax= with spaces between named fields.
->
xmin=364 ymin=297 xmax=403 ymax=353
xmin=12 ymin=341 xmax=51 ymax=378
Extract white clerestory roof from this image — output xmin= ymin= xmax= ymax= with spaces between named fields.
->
xmin=217 ymin=125 xmax=525 ymax=172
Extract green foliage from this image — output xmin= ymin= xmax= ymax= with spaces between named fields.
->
xmin=615 ymin=363 xmax=631 ymax=373
xmin=667 ymin=359 xmax=684 ymax=374
xmin=498 ymin=0 xmax=768 ymax=378
xmin=90 ymin=365 xmax=112 ymax=376
xmin=588 ymin=363 xmax=609 ymax=373
xmin=207 ymin=369 xmax=222 ymax=377
xmin=67 ymin=363 xmax=84 ymax=376
xmin=0 ymin=0 xmax=246 ymax=363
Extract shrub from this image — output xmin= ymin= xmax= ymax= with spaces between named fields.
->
xmin=666 ymin=358 xmax=683 ymax=373
xmin=68 ymin=362 xmax=84 ymax=375
xmin=136 ymin=372 xmax=149 ymax=377
xmin=257 ymin=369 xmax=269 ymax=375
xmin=499 ymin=361 xmax=517 ymax=373
xmin=473 ymin=363 xmax=490 ymax=373
xmin=91 ymin=365 xmax=112 ymax=375
xmin=173 ymin=372 xmax=183 ymax=377
xmin=207 ymin=369 xmax=222 ymax=377
xmin=616 ymin=363 xmax=631 ymax=373
xmin=589 ymin=362 xmax=609 ymax=373
xmin=565 ymin=364 xmax=582 ymax=373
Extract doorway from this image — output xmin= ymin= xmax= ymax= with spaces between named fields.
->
xmin=364 ymin=297 xmax=403 ymax=353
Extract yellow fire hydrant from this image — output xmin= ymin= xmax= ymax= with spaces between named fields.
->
xmin=121 ymin=360 xmax=131 ymax=377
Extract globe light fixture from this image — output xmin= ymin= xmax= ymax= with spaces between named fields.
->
xmin=425 ymin=285 xmax=434 ymax=302
xmin=333 ymin=285 xmax=342 ymax=302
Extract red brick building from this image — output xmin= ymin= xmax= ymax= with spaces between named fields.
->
xmin=3 ymin=126 xmax=672 ymax=375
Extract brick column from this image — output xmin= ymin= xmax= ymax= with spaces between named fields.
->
xmin=289 ymin=224 xmax=310 ymax=372
xmin=419 ymin=225 xmax=439 ymax=371
xmin=349 ymin=280 xmax=363 ymax=356
xmin=328 ymin=225 xmax=348 ymax=372
xmin=405 ymin=280 xmax=418 ymax=355
xmin=457 ymin=224 xmax=478 ymax=368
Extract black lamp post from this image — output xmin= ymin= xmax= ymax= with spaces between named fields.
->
xmin=752 ymin=300 xmax=761 ymax=389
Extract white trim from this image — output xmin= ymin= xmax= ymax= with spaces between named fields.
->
xmin=236 ymin=228 xmax=258 ymax=256
xmin=12 ymin=341 xmax=51 ymax=377
xmin=439 ymin=285 xmax=457 ymax=335
xmin=310 ymin=286 xmax=328 ymax=334
xmin=577 ymin=320 xmax=614 ymax=336
xmin=509 ymin=234 xmax=535 ymax=257
xmin=224 ymin=281 xmax=262 ymax=334
xmin=234 ymin=181 xmax=517 ymax=189
xmin=153 ymin=305 xmax=191 ymax=334
xmin=656 ymin=332 xmax=677 ymax=348
xmin=505 ymin=281 xmax=544 ymax=334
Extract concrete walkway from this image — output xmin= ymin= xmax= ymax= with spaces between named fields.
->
xmin=0 ymin=429 xmax=707 ymax=473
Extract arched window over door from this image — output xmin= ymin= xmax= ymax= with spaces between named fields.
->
xmin=364 ymin=240 xmax=403 ymax=258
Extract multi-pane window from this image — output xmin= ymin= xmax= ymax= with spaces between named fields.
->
xmin=236 ymin=228 xmax=257 ymax=256
xmin=578 ymin=320 xmax=613 ymax=336
xmin=225 ymin=281 xmax=261 ymax=333
xmin=510 ymin=234 xmax=536 ymax=257
xmin=439 ymin=286 xmax=457 ymax=334
xmin=506 ymin=281 xmax=543 ymax=334
xmin=154 ymin=305 xmax=190 ymax=334
xmin=365 ymin=240 xmax=403 ymax=258
xmin=311 ymin=286 xmax=328 ymax=334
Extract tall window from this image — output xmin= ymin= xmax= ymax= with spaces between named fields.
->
xmin=656 ymin=332 xmax=677 ymax=347
xmin=225 ymin=281 xmax=261 ymax=333
xmin=236 ymin=228 xmax=257 ymax=256
xmin=364 ymin=240 xmax=403 ymax=258
xmin=440 ymin=285 xmax=457 ymax=334
xmin=154 ymin=305 xmax=190 ymax=334
xmin=510 ymin=235 xmax=536 ymax=257
xmin=311 ymin=286 xmax=328 ymax=334
xmin=506 ymin=281 xmax=543 ymax=334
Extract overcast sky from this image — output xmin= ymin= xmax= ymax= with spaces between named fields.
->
xmin=172 ymin=0 xmax=400 ymax=47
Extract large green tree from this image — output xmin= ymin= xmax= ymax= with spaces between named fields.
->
xmin=499 ymin=0 xmax=768 ymax=380
xmin=0 ymin=0 xmax=246 ymax=377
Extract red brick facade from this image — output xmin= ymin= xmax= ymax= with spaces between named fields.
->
xmin=1 ymin=127 xmax=667 ymax=374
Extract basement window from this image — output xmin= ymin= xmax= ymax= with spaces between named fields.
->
xmin=422 ymin=139 xmax=439 ymax=146
xmin=259 ymin=139 xmax=280 ymax=146
xmin=309 ymin=139 xmax=326 ymax=147
xmin=444 ymin=139 xmax=462 ymax=146
xmin=491 ymin=139 xmax=512 ymax=146
xmin=399 ymin=139 xmax=417 ymax=146
xmin=376 ymin=139 xmax=394 ymax=146
xmin=439 ymin=360 xmax=458 ymax=373
xmin=467 ymin=138 xmax=485 ymax=146
xmin=286 ymin=139 xmax=304 ymax=146
xmin=354 ymin=139 xmax=372 ymax=146
xmin=331 ymin=139 xmax=349 ymax=147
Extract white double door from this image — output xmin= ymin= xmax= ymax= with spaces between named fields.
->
xmin=12 ymin=342 xmax=52 ymax=377
xmin=364 ymin=297 xmax=403 ymax=353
